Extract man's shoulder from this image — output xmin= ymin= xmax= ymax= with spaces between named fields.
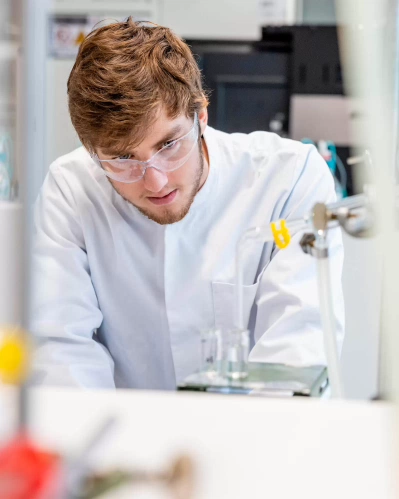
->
xmin=39 ymin=146 xmax=106 ymax=208
xmin=49 ymin=146 xmax=92 ymax=178
xmin=207 ymin=127 xmax=314 ymax=190
xmin=46 ymin=146 xmax=105 ymax=197
xmin=208 ymin=126 xmax=310 ymax=164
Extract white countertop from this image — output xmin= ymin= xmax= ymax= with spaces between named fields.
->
xmin=0 ymin=387 xmax=396 ymax=498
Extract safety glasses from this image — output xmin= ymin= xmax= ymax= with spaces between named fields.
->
xmin=92 ymin=113 xmax=199 ymax=183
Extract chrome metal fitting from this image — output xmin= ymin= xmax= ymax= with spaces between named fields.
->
xmin=299 ymin=233 xmax=329 ymax=259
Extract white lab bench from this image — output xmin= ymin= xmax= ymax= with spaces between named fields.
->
xmin=0 ymin=387 xmax=395 ymax=498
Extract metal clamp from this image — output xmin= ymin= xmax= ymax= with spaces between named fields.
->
xmin=300 ymin=233 xmax=329 ymax=259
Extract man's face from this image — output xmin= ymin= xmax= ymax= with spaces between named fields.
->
xmin=96 ymin=108 xmax=209 ymax=225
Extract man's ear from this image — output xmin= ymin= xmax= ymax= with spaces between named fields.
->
xmin=198 ymin=107 xmax=208 ymax=137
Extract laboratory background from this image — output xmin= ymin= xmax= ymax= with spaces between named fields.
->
xmin=0 ymin=0 xmax=398 ymax=498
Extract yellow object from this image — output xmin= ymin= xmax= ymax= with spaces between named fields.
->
xmin=75 ymin=31 xmax=86 ymax=46
xmin=0 ymin=329 xmax=29 ymax=384
xmin=271 ymin=220 xmax=291 ymax=250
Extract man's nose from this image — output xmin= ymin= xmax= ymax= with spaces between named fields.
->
xmin=143 ymin=166 xmax=168 ymax=193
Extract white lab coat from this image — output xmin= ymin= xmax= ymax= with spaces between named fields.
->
xmin=31 ymin=126 xmax=344 ymax=389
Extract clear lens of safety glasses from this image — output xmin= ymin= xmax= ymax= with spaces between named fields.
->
xmin=92 ymin=114 xmax=199 ymax=183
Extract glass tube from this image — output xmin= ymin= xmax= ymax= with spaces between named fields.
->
xmin=200 ymin=328 xmax=219 ymax=377
xmin=316 ymin=254 xmax=344 ymax=398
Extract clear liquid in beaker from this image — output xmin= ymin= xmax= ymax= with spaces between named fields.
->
xmin=223 ymin=329 xmax=250 ymax=380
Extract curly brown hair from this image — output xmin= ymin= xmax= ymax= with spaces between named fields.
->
xmin=67 ymin=17 xmax=209 ymax=154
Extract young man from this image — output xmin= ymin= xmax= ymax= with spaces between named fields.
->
xmin=31 ymin=18 xmax=344 ymax=389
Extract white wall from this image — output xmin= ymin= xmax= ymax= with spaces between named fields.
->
xmin=46 ymin=60 xmax=80 ymax=168
xmin=162 ymin=0 xmax=261 ymax=40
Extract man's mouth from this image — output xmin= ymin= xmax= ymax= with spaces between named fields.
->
xmin=147 ymin=189 xmax=178 ymax=206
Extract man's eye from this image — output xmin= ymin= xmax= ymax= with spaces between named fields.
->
xmin=163 ymin=140 xmax=177 ymax=150
xmin=117 ymin=154 xmax=131 ymax=160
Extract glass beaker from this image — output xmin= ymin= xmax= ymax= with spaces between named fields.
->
xmin=218 ymin=329 xmax=249 ymax=380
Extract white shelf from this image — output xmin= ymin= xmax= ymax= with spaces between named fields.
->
xmin=52 ymin=0 xmax=159 ymax=15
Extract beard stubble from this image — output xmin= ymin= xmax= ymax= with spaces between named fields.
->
xmin=113 ymin=141 xmax=205 ymax=225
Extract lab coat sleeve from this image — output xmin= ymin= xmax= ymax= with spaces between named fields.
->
xmin=249 ymin=146 xmax=345 ymax=366
xmin=30 ymin=167 xmax=116 ymax=388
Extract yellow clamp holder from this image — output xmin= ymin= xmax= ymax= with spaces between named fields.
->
xmin=0 ymin=328 xmax=30 ymax=385
xmin=271 ymin=220 xmax=291 ymax=250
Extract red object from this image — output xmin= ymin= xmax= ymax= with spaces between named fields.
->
xmin=0 ymin=435 xmax=63 ymax=499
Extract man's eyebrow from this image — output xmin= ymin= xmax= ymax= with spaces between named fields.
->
xmin=102 ymin=124 xmax=185 ymax=158
xmin=151 ymin=124 xmax=184 ymax=150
